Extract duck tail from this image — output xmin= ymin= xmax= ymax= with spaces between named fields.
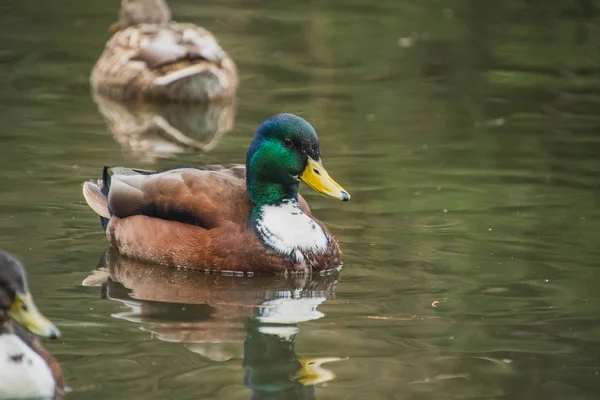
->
xmin=83 ymin=166 xmax=112 ymax=228
xmin=81 ymin=250 xmax=110 ymax=288
xmin=101 ymin=165 xmax=111 ymax=195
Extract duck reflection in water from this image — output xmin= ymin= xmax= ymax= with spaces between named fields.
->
xmin=92 ymin=93 xmax=235 ymax=163
xmin=83 ymin=249 xmax=347 ymax=397
xmin=244 ymin=320 xmax=347 ymax=399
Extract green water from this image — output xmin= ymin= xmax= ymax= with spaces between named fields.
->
xmin=1 ymin=0 xmax=600 ymax=398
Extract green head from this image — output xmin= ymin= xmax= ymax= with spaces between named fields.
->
xmin=245 ymin=114 xmax=350 ymax=212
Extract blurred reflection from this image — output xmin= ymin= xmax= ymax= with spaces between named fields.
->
xmin=244 ymin=320 xmax=347 ymax=400
xmin=83 ymin=250 xmax=347 ymax=397
xmin=92 ymin=93 xmax=236 ymax=163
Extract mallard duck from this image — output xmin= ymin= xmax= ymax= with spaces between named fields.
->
xmin=83 ymin=113 xmax=350 ymax=275
xmin=0 ymin=251 xmax=64 ymax=399
xmin=90 ymin=0 xmax=238 ymax=102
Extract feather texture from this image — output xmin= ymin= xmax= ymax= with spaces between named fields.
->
xmin=84 ymin=166 xmax=341 ymax=274
xmin=91 ymin=12 xmax=237 ymax=101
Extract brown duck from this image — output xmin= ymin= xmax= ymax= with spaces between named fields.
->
xmin=83 ymin=114 xmax=350 ymax=275
xmin=90 ymin=0 xmax=238 ymax=101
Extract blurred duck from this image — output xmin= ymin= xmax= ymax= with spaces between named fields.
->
xmin=90 ymin=0 xmax=238 ymax=102
xmin=91 ymin=92 xmax=235 ymax=163
xmin=296 ymin=357 xmax=348 ymax=386
xmin=82 ymin=114 xmax=350 ymax=275
xmin=0 ymin=251 xmax=64 ymax=399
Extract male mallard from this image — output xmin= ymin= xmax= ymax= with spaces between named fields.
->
xmin=90 ymin=0 xmax=238 ymax=102
xmin=83 ymin=113 xmax=350 ymax=275
xmin=0 ymin=251 xmax=64 ymax=399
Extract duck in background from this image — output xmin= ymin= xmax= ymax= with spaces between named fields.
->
xmin=82 ymin=114 xmax=350 ymax=275
xmin=0 ymin=251 xmax=64 ymax=399
xmin=90 ymin=0 xmax=238 ymax=102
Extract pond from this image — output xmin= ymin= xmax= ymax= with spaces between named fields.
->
xmin=1 ymin=0 xmax=599 ymax=399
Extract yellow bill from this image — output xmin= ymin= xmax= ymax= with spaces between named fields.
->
xmin=300 ymin=157 xmax=350 ymax=201
xmin=9 ymin=293 xmax=60 ymax=339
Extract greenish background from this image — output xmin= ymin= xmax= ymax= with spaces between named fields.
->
xmin=1 ymin=0 xmax=599 ymax=398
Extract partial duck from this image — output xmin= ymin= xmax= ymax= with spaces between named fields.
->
xmin=92 ymin=92 xmax=235 ymax=163
xmin=83 ymin=113 xmax=350 ymax=275
xmin=90 ymin=0 xmax=238 ymax=102
xmin=0 ymin=251 xmax=64 ymax=399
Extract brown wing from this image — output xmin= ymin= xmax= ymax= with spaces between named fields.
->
xmin=108 ymin=165 xmax=250 ymax=228
xmin=91 ymin=23 xmax=234 ymax=88
xmin=106 ymin=165 xmax=312 ymax=229
xmin=133 ymin=23 xmax=226 ymax=68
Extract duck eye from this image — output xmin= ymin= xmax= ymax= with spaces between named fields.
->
xmin=283 ymin=138 xmax=292 ymax=148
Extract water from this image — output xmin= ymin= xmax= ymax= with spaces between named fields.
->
xmin=1 ymin=0 xmax=600 ymax=398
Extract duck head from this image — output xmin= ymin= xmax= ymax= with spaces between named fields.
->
xmin=245 ymin=113 xmax=350 ymax=208
xmin=111 ymin=0 xmax=172 ymax=32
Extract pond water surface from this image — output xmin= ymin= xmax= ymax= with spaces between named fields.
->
xmin=1 ymin=0 xmax=600 ymax=399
